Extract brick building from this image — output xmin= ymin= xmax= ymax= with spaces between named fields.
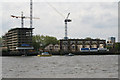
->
xmin=60 ymin=39 xmax=106 ymax=52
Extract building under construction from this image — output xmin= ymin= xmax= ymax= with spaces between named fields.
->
xmin=2 ymin=28 xmax=34 ymax=55
xmin=2 ymin=0 xmax=40 ymax=55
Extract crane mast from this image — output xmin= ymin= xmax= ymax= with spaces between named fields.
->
xmin=66 ymin=13 xmax=70 ymax=19
xmin=64 ymin=13 xmax=72 ymax=40
xmin=30 ymin=0 xmax=32 ymax=28
xmin=21 ymin=12 xmax=24 ymax=28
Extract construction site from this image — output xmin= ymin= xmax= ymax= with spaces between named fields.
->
xmin=1 ymin=1 xmax=119 ymax=56
xmin=2 ymin=0 xmax=37 ymax=55
xmin=2 ymin=0 xmax=73 ymax=56
xmin=1 ymin=2 xmax=119 ymax=79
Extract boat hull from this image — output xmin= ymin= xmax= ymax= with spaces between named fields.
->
xmin=37 ymin=54 xmax=52 ymax=57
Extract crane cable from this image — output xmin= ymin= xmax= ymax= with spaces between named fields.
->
xmin=45 ymin=2 xmax=65 ymax=19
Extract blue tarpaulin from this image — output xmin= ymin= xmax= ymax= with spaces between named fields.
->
xmin=81 ymin=48 xmax=89 ymax=50
xmin=21 ymin=44 xmax=30 ymax=47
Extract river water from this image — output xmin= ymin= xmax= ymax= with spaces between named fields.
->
xmin=2 ymin=55 xmax=118 ymax=78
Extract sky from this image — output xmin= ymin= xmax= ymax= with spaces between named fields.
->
xmin=0 ymin=0 xmax=119 ymax=41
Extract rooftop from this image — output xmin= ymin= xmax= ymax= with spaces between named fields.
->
xmin=8 ymin=28 xmax=34 ymax=32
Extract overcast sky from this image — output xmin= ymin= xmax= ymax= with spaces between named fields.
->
xmin=0 ymin=0 xmax=118 ymax=41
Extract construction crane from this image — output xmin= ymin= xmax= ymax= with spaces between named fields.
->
xmin=11 ymin=11 xmax=39 ymax=28
xmin=45 ymin=2 xmax=72 ymax=40
xmin=64 ymin=13 xmax=72 ymax=40
xmin=46 ymin=2 xmax=65 ymax=18
xmin=30 ymin=0 xmax=32 ymax=28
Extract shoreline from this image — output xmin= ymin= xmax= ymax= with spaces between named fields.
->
xmin=1 ymin=52 xmax=120 ymax=56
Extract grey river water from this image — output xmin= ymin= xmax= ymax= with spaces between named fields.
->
xmin=2 ymin=55 xmax=118 ymax=78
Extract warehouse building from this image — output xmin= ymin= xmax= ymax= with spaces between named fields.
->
xmin=60 ymin=39 xmax=106 ymax=52
xmin=2 ymin=28 xmax=34 ymax=54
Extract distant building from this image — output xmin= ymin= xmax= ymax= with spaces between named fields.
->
xmin=44 ymin=44 xmax=54 ymax=51
xmin=60 ymin=39 xmax=106 ymax=52
xmin=44 ymin=44 xmax=60 ymax=52
xmin=2 ymin=28 xmax=34 ymax=54
xmin=107 ymin=37 xmax=116 ymax=48
xmin=108 ymin=37 xmax=115 ymax=43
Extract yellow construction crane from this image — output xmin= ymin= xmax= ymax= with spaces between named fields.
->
xmin=11 ymin=11 xmax=39 ymax=28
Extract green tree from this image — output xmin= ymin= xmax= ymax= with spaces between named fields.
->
xmin=44 ymin=36 xmax=59 ymax=47
xmin=106 ymin=45 xmax=113 ymax=50
xmin=32 ymin=35 xmax=59 ymax=50
xmin=115 ymin=42 xmax=120 ymax=52
xmin=0 ymin=37 xmax=2 ymax=47
xmin=32 ymin=35 xmax=43 ymax=50
xmin=85 ymin=37 xmax=92 ymax=40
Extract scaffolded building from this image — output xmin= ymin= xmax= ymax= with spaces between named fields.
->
xmin=2 ymin=28 xmax=34 ymax=54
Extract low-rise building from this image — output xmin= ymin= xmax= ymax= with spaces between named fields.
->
xmin=60 ymin=39 xmax=106 ymax=52
xmin=107 ymin=37 xmax=116 ymax=48
xmin=44 ymin=44 xmax=60 ymax=52
xmin=108 ymin=37 xmax=115 ymax=43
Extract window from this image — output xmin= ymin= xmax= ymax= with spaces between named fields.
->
xmin=85 ymin=41 xmax=90 ymax=43
xmin=55 ymin=46 xmax=58 ymax=48
xmin=70 ymin=41 xmax=75 ymax=44
xmin=63 ymin=41 xmax=68 ymax=45
xmin=92 ymin=41 xmax=97 ymax=43
xmin=77 ymin=41 xmax=83 ymax=44
xmin=50 ymin=46 xmax=53 ymax=49
xmin=99 ymin=41 xmax=104 ymax=43
xmin=72 ymin=46 xmax=75 ymax=49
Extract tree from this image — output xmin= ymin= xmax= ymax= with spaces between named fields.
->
xmin=32 ymin=35 xmax=59 ymax=50
xmin=115 ymin=42 xmax=120 ymax=52
xmin=85 ymin=37 xmax=92 ymax=40
xmin=0 ymin=37 xmax=2 ymax=47
xmin=32 ymin=35 xmax=44 ymax=50
xmin=44 ymin=36 xmax=59 ymax=47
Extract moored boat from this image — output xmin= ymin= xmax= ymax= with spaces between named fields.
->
xmin=37 ymin=52 xmax=52 ymax=57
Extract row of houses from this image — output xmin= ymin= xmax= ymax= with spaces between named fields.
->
xmin=44 ymin=39 xmax=106 ymax=52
